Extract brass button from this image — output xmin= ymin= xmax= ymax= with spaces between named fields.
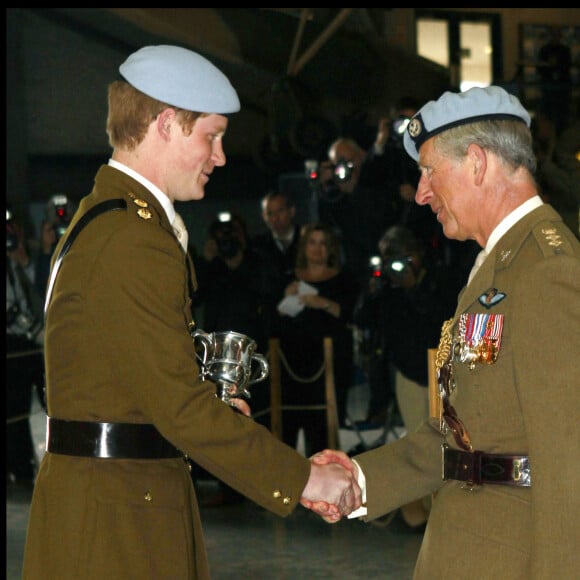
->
xmin=272 ymin=490 xmax=281 ymax=499
xmin=144 ymin=490 xmax=153 ymax=502
xmin=283 ymin=497 xmax=291 ymax=505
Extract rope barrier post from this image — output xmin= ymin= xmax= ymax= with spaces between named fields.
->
xmin=428 ymin=347 xmax=440 ymax=502
xmin=269 ymin=338 xmax=283 ymax=440
xmin=323 ymin=337 xmax=339 ymax=450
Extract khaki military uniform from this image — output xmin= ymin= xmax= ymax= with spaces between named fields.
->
xmin=23 ymin=165 xmax=311 ymax=579
xmin=356 ymin=203 xmax=580 ymax=579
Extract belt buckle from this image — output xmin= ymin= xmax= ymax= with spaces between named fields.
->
xmin=511 ymin=457 xmax=532 ymax=486
xmin=461 ymin=449 xmax=483 ymax=491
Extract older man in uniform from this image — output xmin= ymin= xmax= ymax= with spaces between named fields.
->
xmin=308 ymin=86 xmax=580 ymax=579
xmin=23 ymin=45 xmax=361 ymax=579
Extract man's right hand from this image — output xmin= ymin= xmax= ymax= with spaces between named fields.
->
xmin=299 ymin=452 xmax=361 ymax=523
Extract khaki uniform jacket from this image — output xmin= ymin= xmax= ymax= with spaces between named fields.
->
xmin=23 ymin=166 xmax=311 ymax=579
xmin=356 ymin=203 xmax=580 ymax=579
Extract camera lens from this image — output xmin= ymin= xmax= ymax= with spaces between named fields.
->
xmin=333 ymin=159 xmax=354 ymax=182
xmin=389 ymin=259 xmax=408 ymax=273
xmin=392 ymin=117 xmax=410 ymax=135
xmin=386 ymin=256 xmax=412 ymax=274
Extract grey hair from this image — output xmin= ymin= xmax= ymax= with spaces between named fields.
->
xmin=433 ymin=119 xmax=537 ymax=174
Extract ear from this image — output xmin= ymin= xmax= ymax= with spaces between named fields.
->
xmin=467 ymin=143 xmax=487 ymax=186
xmin=156 ymin=108 xmax=176 ymax=141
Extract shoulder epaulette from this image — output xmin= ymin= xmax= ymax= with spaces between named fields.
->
xmin=531 ymin=221 xmax=575 ymax=258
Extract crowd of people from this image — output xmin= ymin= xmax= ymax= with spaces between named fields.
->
xmin=7 ymin=39 xmax=578 ymax=580
xmin=6 ymin=206 xmax=46 ymax=486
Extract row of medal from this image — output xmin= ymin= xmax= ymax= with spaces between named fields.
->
xmin=453 ymin=313 xmax=504 ymax=370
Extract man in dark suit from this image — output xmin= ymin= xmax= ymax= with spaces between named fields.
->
xmin=250 ymin=190 xmax=301 ymax=339
xmin=23 ymin=44 xmax=361 ymax=579
xmin=307 ymin=85 xmax=580 ymax=579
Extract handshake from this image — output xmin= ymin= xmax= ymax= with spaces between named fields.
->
xmin=299 ymin=449 xmax=364 ymax=523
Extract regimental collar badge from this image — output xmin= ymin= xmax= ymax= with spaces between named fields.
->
xmin=478 ymin=288 xmax=506 ymax=309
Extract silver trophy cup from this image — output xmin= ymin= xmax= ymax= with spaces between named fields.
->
xmin=192 ymin=329 xmax=269 ymax=404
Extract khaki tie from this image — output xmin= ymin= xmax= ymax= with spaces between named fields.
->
xmin=173 ymin=212 xmax=189 ymax=252
xmin=467 ymin=249 xmax=488 ymax=285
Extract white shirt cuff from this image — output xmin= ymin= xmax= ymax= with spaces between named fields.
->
xmin=347 ymin=458 xmax=368 ymax=519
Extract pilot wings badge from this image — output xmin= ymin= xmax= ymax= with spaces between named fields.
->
xmin=478 ymin=288 xmax=506 ymax=309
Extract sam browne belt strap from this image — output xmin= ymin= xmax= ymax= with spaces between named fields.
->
xmin=46 ymin=417 xmax=183 ymax=459
xmin=442 ymin=445 xmax=531 ymax=487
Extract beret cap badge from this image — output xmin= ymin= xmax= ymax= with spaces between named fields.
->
xmin=408 ymin=117 xmax=423 ymax=139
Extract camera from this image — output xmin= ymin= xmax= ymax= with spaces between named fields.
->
xmin=389 ymin=116 xmax=411 ymax=145
xmin=368 ymin=254 xmax=413 ymax=279
xmin=46 ymin=194 xmax=72 ymax=240
xmin=6 ymin=303 xmax=43 ymax=342
xmin=385 ymin=256 xmax=413 ymax=275
xmin=333 ymin=158 xmax=354 ymax=182
xmin=305 ymin=158 xmax=354 ymax=184
xmin=305 ymin=159 xmax=319 ymax=181
xmin=6 ymin=208 xmax=19 ymax=251
xmin=213 ymin=213 xmax=242 ymax=259
xmin=369 ymin=255 xmax=383 ymax=279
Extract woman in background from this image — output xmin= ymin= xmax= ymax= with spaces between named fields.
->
xmin=276 ymin=222 xmax=360 ymax=456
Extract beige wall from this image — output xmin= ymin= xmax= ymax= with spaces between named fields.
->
xmin=413 ymin=9 xmax=579 ymax=83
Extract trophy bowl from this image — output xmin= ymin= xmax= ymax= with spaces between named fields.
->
xmin=192 ymin=329 xmax=269 ymax=404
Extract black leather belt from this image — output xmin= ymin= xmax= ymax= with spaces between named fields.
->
xmin=46 ymin=417 xmax=183 ymax=459
xmin=442 ymin=445 xmax=531 ymax=487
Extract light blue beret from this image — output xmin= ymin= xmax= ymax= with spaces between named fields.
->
xmin=403 ymin=86 xmax=531 ymax=161
xmin=119 ymin=45 xmax=240 ymax=114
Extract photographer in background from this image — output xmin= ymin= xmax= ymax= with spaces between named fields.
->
xmin=315 ymin=137 xmax=399 ymax=287
xmin=353 ymin=225 xmax=458 ymax=530
xmin=372 ymin=98 xmax=434 ymax=237
xmin=6 ymin=205 xmax=46 ymax=486
xmin=35 ymin=194 xmax=75 ymax=295
xmin=194 ymin=212 xmax=267 ymax=347
xmin=373 ymin=97 xmax=479 ymax=280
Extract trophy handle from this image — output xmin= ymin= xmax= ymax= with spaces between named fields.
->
xmin=192 ymin=329 xmax=212 ymax=377
xmin=248 ymin=352 xmax=269 ymax=385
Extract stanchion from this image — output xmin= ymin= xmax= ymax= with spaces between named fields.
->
xmin=268 ymin=336 xmax=339 ymax=450
xmin=323 ymin=337 xmax=339 ymax=449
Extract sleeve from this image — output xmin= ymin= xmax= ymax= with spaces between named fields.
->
xmin=94 ymin=224 xmax=312 ymax=516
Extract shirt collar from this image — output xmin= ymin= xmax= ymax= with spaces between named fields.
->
xmin=108 ymin=159 xmax=175 ymax=223
xmin=484 ymin=195 xmax=544 ymax=254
